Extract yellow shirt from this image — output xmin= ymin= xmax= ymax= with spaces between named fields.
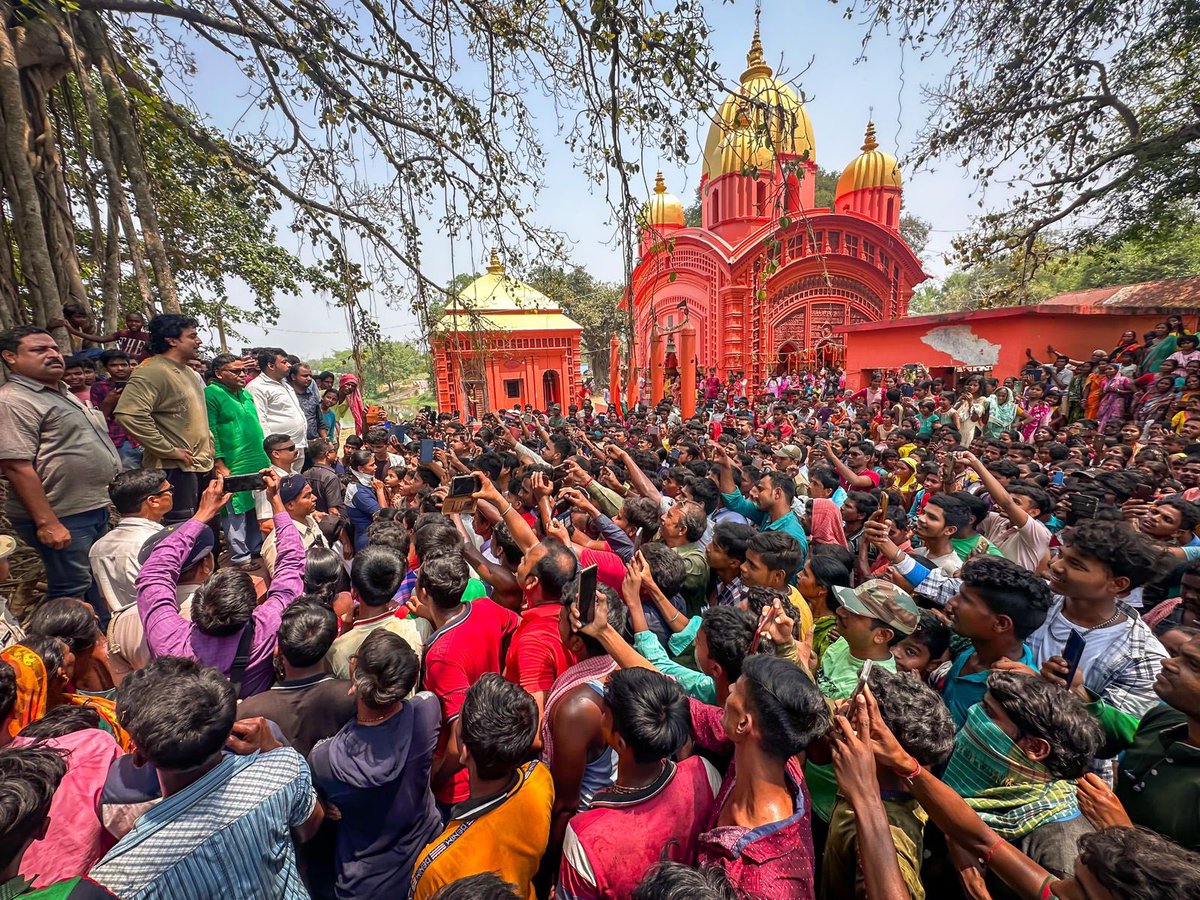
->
xmin=411 ymin=760 xmax=554 ymax=900
xmin=788 ymin=585 xmax=815 ymax=642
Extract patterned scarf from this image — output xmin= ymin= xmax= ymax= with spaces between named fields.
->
xmin=539 ymin=654 xmax=617 ymax=764
xmin=943 ymin=704 xmax=1080 ymax=838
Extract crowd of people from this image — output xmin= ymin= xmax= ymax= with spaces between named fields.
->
xmin=2 ymin=311 xmax=1200 ymax=899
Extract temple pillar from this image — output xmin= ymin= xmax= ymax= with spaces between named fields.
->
xmin=609 ymin=334 xmax=622 ymax=415
xmin=680 ymin=321 xmax=697 ymax=419
xmin=626 ymin=342 xmax=639 ymax=412
xmin=650 ymin=330 xmax=665 ymax=405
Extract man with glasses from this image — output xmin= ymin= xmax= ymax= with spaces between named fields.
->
xmin=89 ymin=468 xmax=173 ymax=614
xmin=247 ymin=346 xmax=308 ymax=474
xmin=205 ymin=352 xmax=271 ymax=569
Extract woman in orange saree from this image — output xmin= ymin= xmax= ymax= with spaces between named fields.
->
xmin=1083 ymin=367 xmax=1107 ymax=420
xmin=1 ymin=637 xmax=131 ymax=750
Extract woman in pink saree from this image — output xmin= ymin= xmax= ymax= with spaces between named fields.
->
xmin=1097 ymin=362 xmax=1134 ymax=428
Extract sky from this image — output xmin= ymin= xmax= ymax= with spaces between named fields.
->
xmin=186 ymin=0 xmax=995 ymax=359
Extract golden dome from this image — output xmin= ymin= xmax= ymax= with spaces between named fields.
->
xmin=645 ymin=171 xmax=685 ymax=228
xmin=835 ymin=121 xmax=902 ymax=198
xmin=702 ymin=25 xmax=816 ymax=180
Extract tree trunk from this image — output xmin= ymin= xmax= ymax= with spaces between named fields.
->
xmin=102 ymin=205 xmax=121 ymax=330
xmin=0 ymin=11 xmax=65 ymax=331
xmin=79 ymin=11 xmax=179 ymax=313
xmin=55 ymin=18 xmax=155 ymax=317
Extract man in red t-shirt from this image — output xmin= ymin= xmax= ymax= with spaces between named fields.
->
xmin=558 ymin=668 xmax=720 ymax=899
xmin=413 ymin=552 xmax=518 ymax=807
xmin=506 ymin=539 xmax=580 ymax=721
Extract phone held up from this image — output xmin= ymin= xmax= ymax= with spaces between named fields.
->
xmin=442 ymin=474 xmax=481 ymax=515
xmin=577 ymin=564 xmax=599 ymax=627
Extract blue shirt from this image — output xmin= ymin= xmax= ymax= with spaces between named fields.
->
xmin=345 ymin=481 xmax=382 ymax=551
xmin=940 ymin=644 xmax=1037 ymax=728
xmin=721 ymin=487 xmax=809 ymax=562
xmin=91 ymin=749 xmax=315 ymax=900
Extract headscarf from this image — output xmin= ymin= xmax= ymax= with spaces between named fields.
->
xmin=2 ymin=644 xmax=47 ymax=740
xmin=338 ymin=373 xmax=367 ymax=436
xmin=0 ymin=642 xmax=131 ymax=750
xmin=943 ymin=703 xmax=1080 ymax=838
xmin=809 ymin=497 xmax=848 ymax=548
xmin=985 ymin=392 xmax=1018 ymax=435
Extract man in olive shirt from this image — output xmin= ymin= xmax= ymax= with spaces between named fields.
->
xmin=115 ymin=314 xmax=214 ymax=522
xmin=0 ymin=325 xmax=120 ymax=606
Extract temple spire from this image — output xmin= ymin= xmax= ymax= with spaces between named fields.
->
xmin=486 ymin=249 xmax=505 ymax=275
xmin=741 ymin=2 xmax=773 ymax=81
xmin=861 ymin=120 xmax=879 ymax=153
xmin=654 ymin=171 xmax=667 ymax=194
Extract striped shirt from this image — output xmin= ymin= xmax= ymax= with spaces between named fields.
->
xmin=89 ymin=749 xmax=316 ymax=899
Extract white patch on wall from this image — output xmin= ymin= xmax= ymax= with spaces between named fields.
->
xmin=918 ymin=325 xmax=1001 ymax=366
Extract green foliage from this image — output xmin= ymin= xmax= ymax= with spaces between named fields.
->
xmin=846 ymin=0 xmax=1200 ymax=273
xmin=308 ymin=340 xmax=430 ymax=400
xmin=900 ymin=214 xmax=932 ymax=260
xmin=684 ymin=187 xmax=702 ymax=228
xmin=813 ymin=167 xmax=840 ymax=210
xmin=911 ymin=208 xmax=1200 ymax=314
xmin=526 ymin=264 xmax=624 ymax=385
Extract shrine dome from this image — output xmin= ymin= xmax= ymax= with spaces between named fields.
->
xmin=835 ymin=121 xmax=902 ymax=199
xmin=645 ymin=171 xmax=685 ymax=227
xmin=701 ymin=27 xmax=816 ymax=180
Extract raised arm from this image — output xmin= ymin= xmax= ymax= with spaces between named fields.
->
xmin=821 ymin=440 xmax=875 ymax=490
xmin=958 ymin=451 xmax=1028 ymax=527
xmin=609 ymin=444 xmax=662 ymax=505
xmin=473 ymin=472 xmax=538 ymax=553
xmin=858 ymin=689 xmax=1052 ymax=899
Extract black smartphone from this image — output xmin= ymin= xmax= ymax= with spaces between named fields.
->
xmin=449 ymin=474 xmax=481 ymax=497
xmin=419 ymin=439 xmax=435 ymax=463
xmin=1062 ymin=631 xmax=1086 ymax=690
xmin=577 ymin=564 xmax=599 ymax=626
xmin=551 ymin=463 xmax=569 ymax=486
xmin=223 ymin=472 xmax=265 ymax=493
xmin=111 ymin=381 xmax=128 ymax=389
xmin=1071 ymin=494 xmax=1100 ymax=521
xmin=1132 ymin=483 xmax=1155 ymax=502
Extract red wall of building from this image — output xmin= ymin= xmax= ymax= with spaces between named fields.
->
xmin=433 ymin=330 xmax=581 ymax=415
xmin=840 ymin=311 xmax=1169 ymax=390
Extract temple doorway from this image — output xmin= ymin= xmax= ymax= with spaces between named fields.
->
xmin=542 ymin=370 xmax=561 ymax=408
xmin=776 ymin=341 xmax=802 ymax=374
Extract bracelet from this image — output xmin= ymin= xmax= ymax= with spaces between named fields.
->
xmin=980 ymin=835 xmax=1004 ymax=871
xmin=499 ymin=502 xmax=514 ymax=517
xmin=893 ymin=759 xmax=921 ymax=781
xmin=583 ymin=477 xmax=594 ymax=488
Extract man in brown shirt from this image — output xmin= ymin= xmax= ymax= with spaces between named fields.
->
xmin=0 ymin=325 xmax=120 ymax=607
xmin=115 ymin=314 xmax=214 ymax=522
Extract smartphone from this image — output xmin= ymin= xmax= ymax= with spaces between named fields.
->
xmin=1132 ymin=483 xmax=1155 ymax=502
xmin=223 ymin=472 xmax=265 ymax=493
xmin=419 ymin=439 xmax=435 ymax=463
xmin=449 ymin=474 xmax=481 ymax=497
xmin=647 ymin=425 xmax=660 ymax=437
xmin=847 ymin=658 xmax=875 ymax=706
xmin=878 ymin=491 xmax=889 ymax=520
xmin=551 ymin=463 xmax=569 ymax=487
xmin=111 ymin=381 xmax=128 ymax=390
xmin=1052 ymin=470 xmax=1065 ymax=486
xmin=1072 ymin=494 xmax=1100 ymax=521
xmin=1062 ymin=631 xmax=1086 ymax=691
xmin=442 ymin=473 xmax=481 ymax=515
xmin=1091 ymin=434 xmax=1106 ymax=461
xmin=577 ymin=564 xmax=599 ymax=627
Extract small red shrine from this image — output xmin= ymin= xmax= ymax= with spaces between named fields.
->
xmin=432 ymin=252 xmax=582 ymax=416
xmin=630 ymin=24 xmax=927 ymax=396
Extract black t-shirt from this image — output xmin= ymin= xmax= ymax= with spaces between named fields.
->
xmin=237 ymin=675 xmax=357 ymax=757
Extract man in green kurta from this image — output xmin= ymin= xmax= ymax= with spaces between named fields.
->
xmin=205 ymin=353 xmax=271 ymax=566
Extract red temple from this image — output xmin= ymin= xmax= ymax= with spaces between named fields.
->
xmin=432 ymin=252 xmax=582 ymax=417
xmin=630 ymin=26 xmax=927 ymax=395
